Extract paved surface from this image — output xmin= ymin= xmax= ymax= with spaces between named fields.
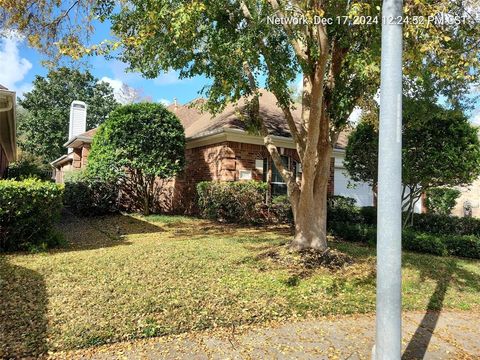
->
xmin=52 ymin=311 xmax=479 ymax=359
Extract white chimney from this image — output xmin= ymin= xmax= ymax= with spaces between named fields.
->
xmin=68 ymin=100 xmax=87 ymax=153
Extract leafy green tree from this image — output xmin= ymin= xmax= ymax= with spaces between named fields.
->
xmin=18 ymin=68 xmax=119 ymax=163
xmin=425 ymin=188 xmax=461 ymax=216
xmin=87 ymin=103 xmax=186 ymax=215
xmin=345 ymin=98 xmax=480 ymax=225
xmin=3 ymin=0 xmax=479 ymax=250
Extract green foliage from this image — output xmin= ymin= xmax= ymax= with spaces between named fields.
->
xmin=345 ymin=99 xmax=480 ymax=223
xmin=425 ymin=188 xmax=461 ymax=216
xmin=412 ymin=213 xmax=480 ymax=238
xmin=343 ymin=121 xmax=378 ymax=187
xmin=327 ymin=195 xmax=363 ymax=225
xmin=64 ymin=170 xmax=119 ymax=216
xmin=270 ymin=195 xmax=293 ymax=225
xmin=6 ymin=158 xmax=52 ymax=181
xmin=196 ymin=181 xmax=268 ymax=224
xmin=87 ymin=103 xmax=185 ymax=215
xmin=330 ymin=221 xmax=480 ymax=259
xmin=0 ymin=179 xmax=64 ymax=251
xmin=18 ymin=67 xmax=119 ymax=163
xmin=329 ymin=221 xmax=377 ymax=246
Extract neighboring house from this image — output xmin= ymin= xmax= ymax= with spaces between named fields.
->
xmin=51 ymin=128 xmax=95 ymax=183
xmin=0 ymin=85 xmax=17 ymax=178
xmin=52 ymin=90 xmax=374 ymax=210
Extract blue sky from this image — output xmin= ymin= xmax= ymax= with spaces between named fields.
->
xmin=0 ymin=23 xmax=479 ymax=124
xmin=0 ymin=21 xmax=211 ymax=106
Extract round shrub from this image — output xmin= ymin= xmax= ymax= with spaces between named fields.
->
xmin=0 ymin=179 xmax=64 ymax=251
xmin=196 ymin=181 xmax=267 ymax=224
xmin=87 ymin=103 xmax=185 ymax=215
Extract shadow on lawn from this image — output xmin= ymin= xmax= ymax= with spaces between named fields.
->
xmin=402 ymin=255 xmax=480 ymax=359
xmin=0 ymin=256 xmax=47 ymax=358
xmin=56 ymin=211 xmax=165 ymax=252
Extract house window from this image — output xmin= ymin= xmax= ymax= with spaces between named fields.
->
xmin=271 ymin=156 xmax=289 ymax=197
xmin=239 ymin=169 xmax=252 ymax=180
xmin=255 ymin=159 xmax=264 ymax=173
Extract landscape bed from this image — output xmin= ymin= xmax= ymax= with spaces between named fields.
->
xmin=1 ymin=213 xmax=479 ymax=358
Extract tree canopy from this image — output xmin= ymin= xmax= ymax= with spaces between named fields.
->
xmin=87 ymin=103 xmax=186 ymax=215
xmin=344 ymin=97 xmax=480 ymax=222
xmin=18 ymin=67 xmax=119 ymax=162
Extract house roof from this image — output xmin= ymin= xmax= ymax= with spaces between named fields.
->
xmin=170 ymin=89 xmax=348 ymax=150
xmin=61 ymin=90 xmax=349 ymax=153
xmin=64 ymin=128 xmax=98 ymax=148
xmin=0 ymin=85 xmax=17 ymax=162
xmin=50 ymin=154 xmax=73 ymax=168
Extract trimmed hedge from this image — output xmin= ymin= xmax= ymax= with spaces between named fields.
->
xmin=0 ymin=179 xmax=64 ymax=251
xmin=197 ymin=181 xmax=268 ymax=224
xmin=411 ymin=212 xmax=480 ymax=237
xmin=329 ymin=221 xmax=480 ymax=259
xmin=64 ymin=171 xmax=119 ymax=216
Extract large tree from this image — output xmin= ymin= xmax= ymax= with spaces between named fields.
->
xmin=344 ymin=98 xmax=480 ymax=225
xmin=18 ymin=68 xmax=119 ymax=162
xmin=3 ymin=1 xmax=479 ymax=250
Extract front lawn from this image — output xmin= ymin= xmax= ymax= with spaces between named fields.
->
xmin=1 ymin=213 xmax=479 ymax=357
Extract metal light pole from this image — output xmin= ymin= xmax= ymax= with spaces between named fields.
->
xmin=375 ymin=0 xmax=403 ymax=359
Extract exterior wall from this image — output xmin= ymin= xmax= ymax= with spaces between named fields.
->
xmin=452 ymin=179 xmax=480 ymax=218
xmin=0 ymin=145 xmax=8 ymax=178
xmin=53 ymin=144 xmax=90 ymax=184
xmin=171 ymin=141 xmax=336 ymax=213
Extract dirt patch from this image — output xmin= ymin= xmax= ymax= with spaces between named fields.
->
xmin=258 ymin=245 xmax=354 ymax=271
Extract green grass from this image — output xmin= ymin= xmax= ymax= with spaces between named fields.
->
xmin=1 ymin=213 xmax=479 ymax=357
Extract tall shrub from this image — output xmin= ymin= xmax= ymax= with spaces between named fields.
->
xmin=87 ymin=103 xmax=185 ymax=215
xmin=425 ymin=188 xmax=461 ymax=215
xmin=0 ymin=179 xmax=63 ymax=251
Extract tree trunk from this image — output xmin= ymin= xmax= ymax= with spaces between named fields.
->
xmin=290 ymin=146 xmax=331 ymax=251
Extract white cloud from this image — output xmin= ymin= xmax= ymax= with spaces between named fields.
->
xmin=159 ymin=98 xmax=171 ymax=106
xmin=100 ymin=76 xmax=123 ymax=92
xmin=99 ymin=76 xmax=146 ymax=104
xmin=0 ymin=33 xmax=32 ymax=96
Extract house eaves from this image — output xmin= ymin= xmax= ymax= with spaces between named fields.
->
xmin=50 ymin=154 xmax=73 ymax=168
xmin=0 ymin=88 xmax=17 ymax=162
xmin=186 ymin=127 xmax=346 ymax=155
xmin=63 ymin=135 xmax=93 ymax=148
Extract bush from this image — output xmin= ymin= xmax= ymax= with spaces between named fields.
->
xmin=0 ymin=179 xmax=64 ymax=251
xmin=412 ymin=212 xmax=480 ymax=237
xmin=360 ymin=206 xmax=377 ymax=225
xmin=330 ymin=221 xmax=480 ymax=259
xmin=443 ymin=234 xmax=480 ymax=259
xmin=197 ymin=181 xmax=267 ymax=224
xmin=402 ymin=229 xmax=448 ymax=256
xmin=270 ymin=195 xmax=294 ymax=224
xmin=64 ymin=171 xmax=119 ymax=216
xmin=6 ymin=158 xmax=52 ymax=181
xmin=329 ymin=221 xmax=377 ymax=245
xmin=327 ymin=195 xmax=363 ymax=225
xmin=425 ymin=187 xmax=461 ymax=215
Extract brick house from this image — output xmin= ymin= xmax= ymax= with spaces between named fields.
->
xmin=51 ymin=90 xmax=374 ymax=210
xmin=0 ymin=85 xmax=17 ymax=178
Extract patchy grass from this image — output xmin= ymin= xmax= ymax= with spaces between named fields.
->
xmin=1 ymin=213 xmax=479 ymax=357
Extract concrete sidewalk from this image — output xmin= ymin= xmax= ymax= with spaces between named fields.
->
xmin=53 ymin=311 xmax=479 ymax=359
